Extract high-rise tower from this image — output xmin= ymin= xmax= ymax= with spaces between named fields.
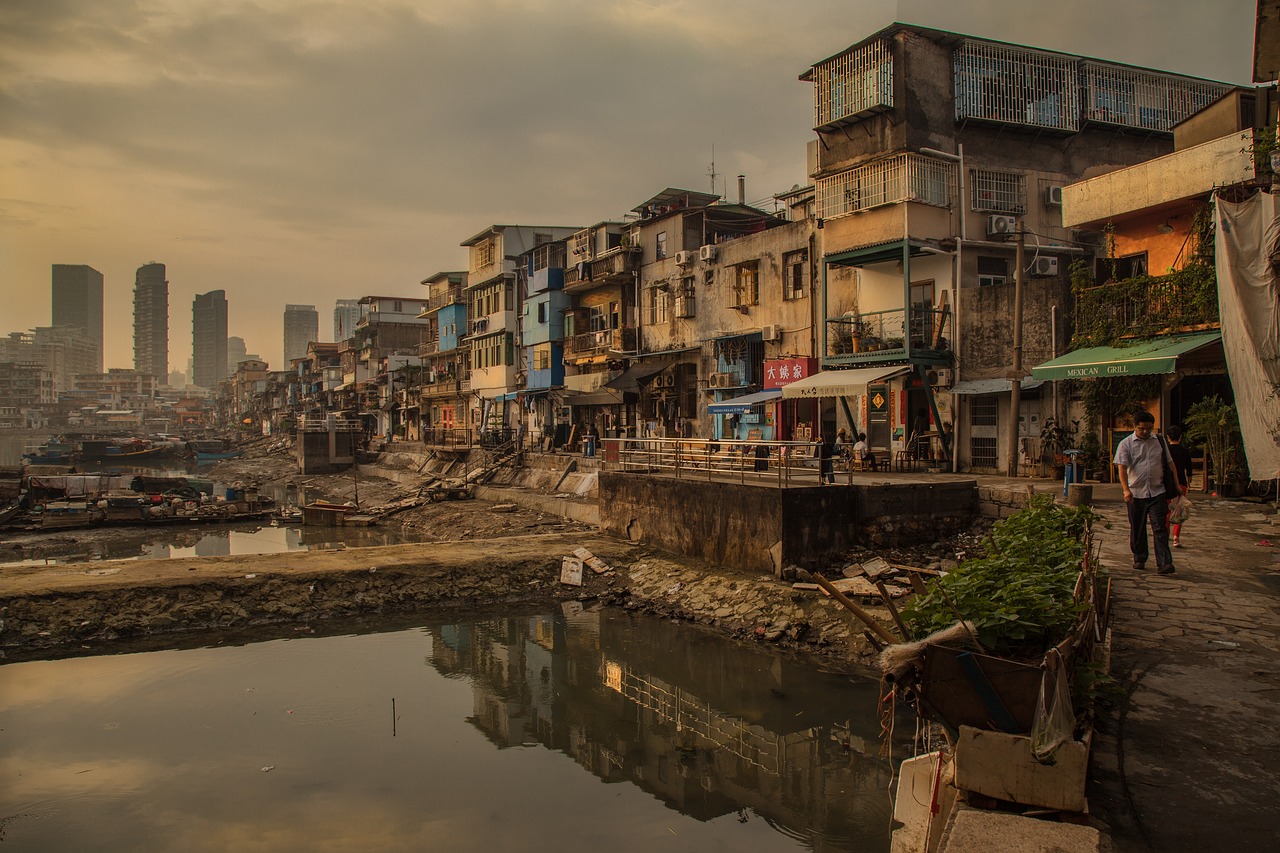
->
xmin=51 ymin=264 xmax=104 ymax=371
xmin=133 ymin=262 xmax=169 ymax=380
xmin=192 ymin=290 xmax=228 ymax=389
xmin=334 ymin=299 xmax=362 ymax=342
xmin=283 ymin=304 xmax=319 ymax=364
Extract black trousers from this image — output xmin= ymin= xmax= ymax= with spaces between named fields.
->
xmin=1127 ymin=492 xmax=1172 ymax=568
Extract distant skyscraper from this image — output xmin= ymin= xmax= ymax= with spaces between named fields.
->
xmin=283 ymin=304 xmax=319 ymax=364
xmin=192 ymin=290 xmax=228 ymax=389
xmin=227 ymin=336 xmax=248 ymax=376
xmin=133 ymin=262 xmax=169 ymax=381
xmin=51 ymin=264 xmax=104 ymax=371
xmin=334 ymin=299 xmax=362 ymax=342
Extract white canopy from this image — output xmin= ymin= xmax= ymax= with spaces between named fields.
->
xmin=780 ymin=365 xmax=909 ymax=398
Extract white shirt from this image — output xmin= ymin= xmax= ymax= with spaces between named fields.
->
xmin=1114 ymin=432 xmax=1167 ymax=499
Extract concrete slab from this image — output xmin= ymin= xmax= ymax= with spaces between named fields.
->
xmin=938 ymin=804 xmax=1102 ymax=852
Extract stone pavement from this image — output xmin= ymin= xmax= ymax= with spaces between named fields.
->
xmin=1076 ymin=482 xmax=1280 ymax=852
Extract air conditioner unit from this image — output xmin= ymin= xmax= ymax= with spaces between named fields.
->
xmin=1044 ymin=185 xmax=1064 ymax=206
xmin=927 ymin=368 xmax=953 ymax=387
xmin=699 ymin=244 xmax=718 ymax=262
xmin=709 ymin=372 xmax=732 ymax=388
xmin=761 ymin=324 xmax=782 ymax=342
xmin=987 ymin=214 xmax=1018 ymax=238
xmin=659 ymin=372 xmax=676 ymax=388
xmin=675 ymin=250 xmax=695 ymax=266
xmin=1030 ymin=256 xmax=1059 ymax=277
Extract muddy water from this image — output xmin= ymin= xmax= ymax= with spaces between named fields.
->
xmin=0 ymin=607 xmax=900 ymax=851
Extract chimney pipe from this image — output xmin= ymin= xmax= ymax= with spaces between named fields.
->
xmin=737 ymin=175 xmax=745 ymax=205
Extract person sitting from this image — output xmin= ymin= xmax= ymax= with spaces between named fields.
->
xmin=852 ymin=432 xmax=879 ymax=471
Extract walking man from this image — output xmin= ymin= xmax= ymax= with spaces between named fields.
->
xmin=1114 ymin=411 xmax=1181 ymax=574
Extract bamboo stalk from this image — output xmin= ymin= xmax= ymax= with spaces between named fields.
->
xmin=874 ymin=579 xmax=911 ymax=639
xmin=813 ymin=573 xmax=899 ymax=645
xmin=935 ymin=584 xmax=988 ymax=654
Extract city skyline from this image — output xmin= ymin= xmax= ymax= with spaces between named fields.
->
xmin=1 ymin=1 xmax=1259 ymax=371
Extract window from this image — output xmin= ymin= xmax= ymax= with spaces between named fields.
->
xmin=811 ymin=38 xmax=893 ymax=128
xmin=1105 ymin=253 xmax=1149 ymax=281
xmin=970 ymin=436 xmax=998 ymax=468
xmin=783 ymin=250 xmax=808 ymax=300
xmin=587 ymin=305 xmax=609 ymax=332
xmin=533 ymin=344 xmax=551 ymax=371
xmin=971 ymin=395 xmax=997 ymax=427
xmin=816 ymin=154 xmax=954 ymax=220
xmin=472 ymin=332 xmax=513 ymax=369
xmin=977 ymin=256 xmax=1008 ymax=287
xmin=953 ymin=40 xmax=1078 ymax=132
xmin=472 ymin=238 xmax=495 ymax=271
xmin=656 ymin=231 xmax=668 ymax=260
xmin=537 ymin=302 xmax=547 ymax=324
xmin=648 ymin=284 xmax=669 ymax=324
xmin=470 ymin=281 xmax=508 ymax=318
xmin=734 ymin=262 xmax=759 ymax=307
xmin=971 ymin=169 xmax=1026 ymax=214
xmin=532 ymin=243 xmax=565 ymax=273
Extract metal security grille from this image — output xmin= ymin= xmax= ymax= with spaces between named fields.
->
xmin=970 ymin=169 xmax=1027 ymax=213
xmin=1081 ymin=61 xmax=1229 ymax=133
xmin=954 ymin=40 xmax=1079 ymax=132
xmin=812 ymin=38 xmax=893 ymax=128
xmin=970 ymin=436 xmax=999 ymax=468
xmin=971 ymin=395 xmax=998 ymax=427
xmin=816 ymin=155 xmax=954 ymax=221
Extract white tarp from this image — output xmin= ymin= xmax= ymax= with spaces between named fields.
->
xmin=1214 ymin=192 xmax=1280 ymax=481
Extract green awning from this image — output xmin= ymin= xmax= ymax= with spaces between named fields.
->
xmin=1030 ymin=332 xmax=1221 ymax=380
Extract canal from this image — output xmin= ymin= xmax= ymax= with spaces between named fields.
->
xmin=0 ymin=606 xmax=901 ymax=851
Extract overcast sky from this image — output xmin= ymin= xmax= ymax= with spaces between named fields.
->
xmin=0 ymin=0 xmax=1259 ymax=373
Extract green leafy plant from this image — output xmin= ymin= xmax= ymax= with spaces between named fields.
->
xmin=1184 ymin=395 xmax=1245 ymax=483
xmin=902 ymin=495 xmax=1095 ymax=658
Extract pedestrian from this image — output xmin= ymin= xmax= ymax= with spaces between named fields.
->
xmin=819 ymin=433 xmax=836 ymax=484
xmin=1165 ymin=424 xmax=1193 ymax=547
xmin=1114 ymin=411 xmax=1183 ymax=574
xmin=837 ymin=427 xmax=853 ymax=464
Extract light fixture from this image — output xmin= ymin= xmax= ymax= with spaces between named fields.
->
xmin=1156 ymin=220 xmax=1174 ymax=234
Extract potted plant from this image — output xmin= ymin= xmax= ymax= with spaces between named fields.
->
xmin=1040 ymin=417 xmax=1079 ymax=474
xmin=1076 ymin=428 xmax=1107 ymax=482
xmin=1184 ymin=396 xmax=1245 ymax=495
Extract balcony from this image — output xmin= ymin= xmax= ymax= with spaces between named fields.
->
xmin=421 ymin=376 xmax=471 ymax=398
xmin=419 ymin=337 xmax=439 ymax=357
xmin=825 ymin=307 xmax=953 ymax=366
xmin=563 ymin=247 xmax=640 ymax=291
xmin=1073 ymin=265 xmax=1218 ymax=345
xmin=419 ymin=285 xmax=465 ymax=315
xmin=568 ymin=327 xmax=638 ymax=359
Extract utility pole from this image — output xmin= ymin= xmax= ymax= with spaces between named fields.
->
xmin=1007 ymin=225 xmax=1025 ymax=478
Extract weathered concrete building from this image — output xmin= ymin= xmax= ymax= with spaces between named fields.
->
xmin=799 ymin=23 xmax=1231 ymax=472
xmin=417 ymin=271 xmax=471 ymax=443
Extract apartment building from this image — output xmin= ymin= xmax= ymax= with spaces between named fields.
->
xmin=417 ymin=271 xmax=471 ymax=441
xmin=798 ymin=23 xmax=1230 ymax=471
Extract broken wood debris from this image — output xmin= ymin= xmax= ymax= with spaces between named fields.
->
xmin=572 ymin=546 xmax=613 ymax=574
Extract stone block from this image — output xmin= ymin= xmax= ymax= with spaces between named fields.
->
xmin=954 ymin=726 xmax=1090 ymax=813
xmin=939 ymin=802 xmax=1102 ymax=852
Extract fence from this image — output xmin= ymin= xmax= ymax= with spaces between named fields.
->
xmin=601 ymin=436 xmax=879 ymax=487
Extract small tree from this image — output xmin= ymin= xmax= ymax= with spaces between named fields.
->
xmin=1184 ymin=396 xmax=1244 ymax=484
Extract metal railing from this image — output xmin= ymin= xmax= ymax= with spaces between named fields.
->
xmin=601 ymin=436 xmax=884 ymax=487
xmin=827 ymin=307 xmax=953 ymax=356
xmin=297 ymin=416 xmax=362 ymax=433
xmin=421 ymin=426 xmax=474 ymax=449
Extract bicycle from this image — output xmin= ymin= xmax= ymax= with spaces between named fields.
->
xmin=1248 ymin=477 xmax=1278 ymax=500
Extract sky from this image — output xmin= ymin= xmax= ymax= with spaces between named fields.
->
xmin=0 ymin=0 xmax=1260 ymax=374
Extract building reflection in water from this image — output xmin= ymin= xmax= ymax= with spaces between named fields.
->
xmin=427 ymin=604 xmax=895 ymax=846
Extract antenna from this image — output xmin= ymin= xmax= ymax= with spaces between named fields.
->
xmin=707 ymin=144 xmax=718 ymax=196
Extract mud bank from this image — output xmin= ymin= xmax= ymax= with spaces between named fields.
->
xmin=0 ymin=528 xmax=916 ymax=670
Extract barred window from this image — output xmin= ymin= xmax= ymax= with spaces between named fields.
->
xmin=970 ymin=169 xmax=1026 ymax=214
xmin=816 ymin=155 xmax=954 ymax=221
xmin=970 ymin=436 xmax=999 ymax=468
xmin=471 ymin=239 xmax=495 ymax=271
xmin=971 ymin=395 xmax=998 ymax=427
xmin=648 ymin=284 xmax=669 ymax=324
xmin=734 ymin=262 xmax=760 ymax=307
xmin=811 ymin=38 xmax=894 ymax=129
xmin=953 ymin=40 xmax=1078 ymax=132
xmin=783 ymin=250 xmax=808 ymax=300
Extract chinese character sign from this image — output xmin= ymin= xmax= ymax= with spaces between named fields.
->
xmin=763 ymin=358 xmax=817 ymax=390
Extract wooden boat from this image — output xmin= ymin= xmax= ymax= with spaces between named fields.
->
xmin=22 ymin=441 xmax=74 ymax=465
xmin=185 ymin=439 xmax=242 ymax=462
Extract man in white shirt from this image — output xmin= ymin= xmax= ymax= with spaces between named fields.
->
xmin=1114 ymin=411 xmax=1180 ymax=574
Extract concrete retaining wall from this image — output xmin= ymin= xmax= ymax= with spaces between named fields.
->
xmin=600 ymin=474 xmax=979 ymax=573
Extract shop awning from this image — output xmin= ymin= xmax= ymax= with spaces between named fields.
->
xmin=1030 ymin=332 xmax=1222 ymax=380
xmin=605 ymin=360 xmax=675 ymax=393
xmin=565 ymin=389 xmax=624 ymax=407
xmin=781 ymin=365 xmax=910 ymax=399
xmin=707 ymin=388 xmax=783 ymax=415
xmin=949 ymin=378 xmax=1045 ymax=395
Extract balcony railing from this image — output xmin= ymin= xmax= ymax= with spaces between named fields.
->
xmin=826 ymin=307 xmax=953 ymax=362
xmin=419 ymin=337 xmax=439 ymax=357
xmin=563 ymin=247 xmax=640 ymax=290
xmin=421 ymin=285 xmax=465 ymax=314
xmin=1073 ymin=266 xmax=1218 ymax=345
xmin=569 ymin=327 xmax=638 ymax=358
xmin=421 ymin=426 xmax=474 ymax=449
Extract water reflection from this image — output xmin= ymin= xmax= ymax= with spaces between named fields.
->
xmin=428 ymin=605 xmax=894 ymax=847
xmin=3 ymin=522 xmax=427 ymax=565
xmin=0 ymin=608 xmax=896 ymax=851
